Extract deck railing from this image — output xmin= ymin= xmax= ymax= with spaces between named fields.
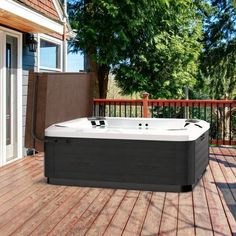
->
xmin=93 ymin=95 xmax=236 ymax=146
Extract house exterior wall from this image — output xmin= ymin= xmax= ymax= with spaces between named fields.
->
xmin=16 ymin=0 xmax=61 ymax=21
xmin=0 ymin=0 xmax=64 ymax=34
xmin=0 ymin=0 xmax=69 ymax=164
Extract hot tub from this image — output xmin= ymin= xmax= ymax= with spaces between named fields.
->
xmin=44 ymin=117 xmax=210 ymax=192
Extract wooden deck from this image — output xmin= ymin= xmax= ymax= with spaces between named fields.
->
xmin=0 ymin=147 xmax=235 ymax=236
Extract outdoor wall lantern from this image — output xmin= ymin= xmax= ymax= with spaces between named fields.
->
xmin=26 ymin=33 xmax=38 ymax=52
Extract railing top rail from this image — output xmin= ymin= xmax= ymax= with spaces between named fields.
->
xmin=94 ymin=99 xmax=143 ymax=104
xmin=149 ymin=99 xmax=236 ymax=104
xmin=149 ymin=99 xmax=236 ymax=107
xmin=94 ymin=98 xmax=236 ymax=107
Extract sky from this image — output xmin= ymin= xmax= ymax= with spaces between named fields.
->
xmin=67 ymin=52 xmax=84 ymax=72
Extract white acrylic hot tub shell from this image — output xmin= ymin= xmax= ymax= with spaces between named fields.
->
xmin=45 ymin=117 xmax=210 ymax=141
xmin=45 ymin=117 xmax=210 ymax=192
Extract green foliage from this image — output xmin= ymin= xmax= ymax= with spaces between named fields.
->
xmin=69 ymin=0 xmax=163 ymax=64
xmin=198 ymin=0 xmax=236 ymax=99
xmin=113 ymin=0 xmax=203 ymax=99
xmin=68 ymin=0 xmax=203 ymax=99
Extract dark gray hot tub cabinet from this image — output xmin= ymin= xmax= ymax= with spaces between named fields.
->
xmin=44 ymin=131 xmax=209 ymax=192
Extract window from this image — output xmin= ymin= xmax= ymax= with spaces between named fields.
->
xmin=39 ymin=37 xmax=61 ymax=70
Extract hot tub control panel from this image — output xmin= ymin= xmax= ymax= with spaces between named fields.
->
xmin=88 ymin=117 xmax=107 ymax=127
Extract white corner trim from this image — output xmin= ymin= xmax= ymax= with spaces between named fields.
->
xmin=1 ymin=0 xmax=64 ymax=34
xmin=0 ymin=32 xmax=4 ymax=167
xmin=16 ymin=32 xmax=23 ymax=160
xmin=52 ymin=0 xmax=64 ymax=22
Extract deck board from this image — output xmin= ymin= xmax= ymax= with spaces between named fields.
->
xmin=202 ymin=166 xmax=232 ymax=236
xmin=0 ymin=158 xmax=35 ymax=178
xmin=47 ymin=188 xmax=101 ymax=236
xmin=210 ymin=148 xmax=236 ymax=234
xmin=219 ymin=148 xmax=236 ymax=178
xmin=159 ymin=192 xmax=179 ymax=235
xmin=0 ymin=186 xmax=66 ymax=235
xmin=85 ymin=189 xmax=127 ymax=236
xmin=213 ymin=148 xmax=236 ymax=200
xmin=30 ymin=188 xmax=90 ymax=236
xmin=122 ymin=191 xmax=152 ymax=236
xmin=0 ymin=148 xmax=235 ymax=236
xmin=140 ymin=192 xmax=166 ymax=236
xmin=177 ymin=192 xmax=195 ymax=236
xmin=11 ymin=187 xmax=79 ymax=236
xmin=193 ymin=179 xmax=214 ymax=236
xmin=0 ymin=172 xmax=44 ymax=210
xmin=103 ymin=190 xmax=140 ymax=236
xmin=66 ymin=189 xmax=114 ymax=235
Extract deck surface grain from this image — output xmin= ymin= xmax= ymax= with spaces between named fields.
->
xmin=0 ymin=147 xmax=235 ymax=236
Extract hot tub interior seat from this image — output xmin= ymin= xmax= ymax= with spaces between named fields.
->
xmin=44 ymin=117 xmax=210 ymax=192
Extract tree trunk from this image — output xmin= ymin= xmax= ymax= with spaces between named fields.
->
xmin=85 ymin=53 xmax=110 ymax=98
xmin=98 ymin=64 xmax=109 ymax=98
xmin=216 ymin=106 xmax=236 ymax=141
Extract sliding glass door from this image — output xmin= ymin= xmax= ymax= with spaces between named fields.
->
xmin=5 ymin=35 xmax=17 ymax=161
xmin=0 ymin=28 xmax=22 ymax=166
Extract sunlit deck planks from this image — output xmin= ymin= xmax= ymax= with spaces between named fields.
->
xmin=0 ymin=147 xmax=235 ymax=236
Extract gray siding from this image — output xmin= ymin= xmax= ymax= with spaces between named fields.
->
xmin=22 ymin=41 xmax=37 ymax=154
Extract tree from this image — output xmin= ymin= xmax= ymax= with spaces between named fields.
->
xmin=199 ymin=0 xmax=236 ymax=100
xmin=68 ymin=0 xmax=167 ymax=98
xmin=68 ymin=0 xmax=203 ymax=99
xmin=195 ymin=0 xmax=236 ymax=141
xmin=114 ymin=1 xmax=204 ymax=99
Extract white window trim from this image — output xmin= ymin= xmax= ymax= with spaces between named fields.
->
xmin=1 ymin=0 xmax=64 ymax=35
xmin=0 ymin=26 xmax=23 ymax=166
xmin=38 ymin=34 xmax=63 ymax=72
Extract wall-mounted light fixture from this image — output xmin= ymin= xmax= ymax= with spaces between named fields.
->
xmin=25 ymin=33 xmax=38 ymax=52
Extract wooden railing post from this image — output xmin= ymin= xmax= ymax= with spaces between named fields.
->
xmin=142 ymin=92 xmax=149 ymax=118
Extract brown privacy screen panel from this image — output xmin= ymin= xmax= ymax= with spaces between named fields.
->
xmin=25 ymin=71 xmax=94 ymax=152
